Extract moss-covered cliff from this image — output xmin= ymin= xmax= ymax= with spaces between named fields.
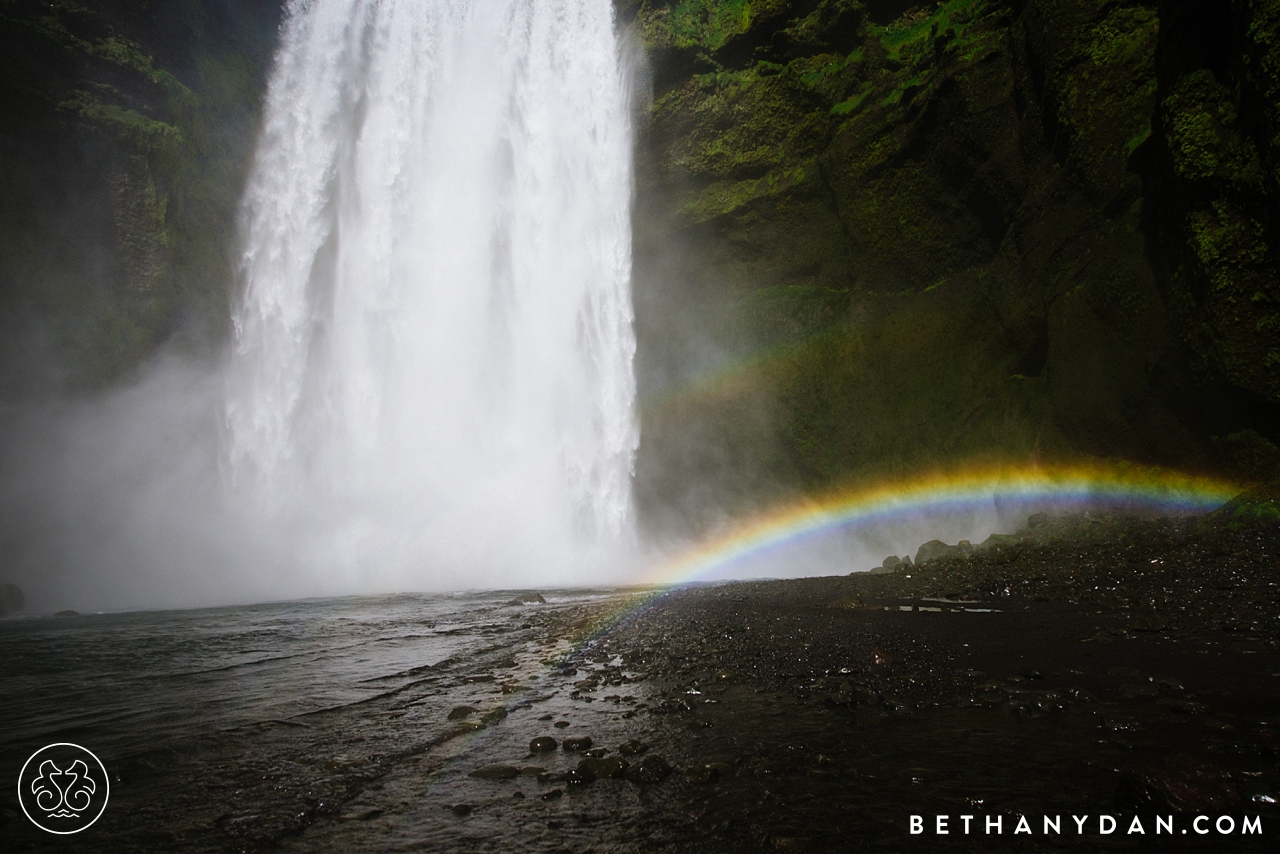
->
xmin=0 ymin=0 xmax=281 ymax=391
xmin=622 ymin=0 xmax=1280 ymax=532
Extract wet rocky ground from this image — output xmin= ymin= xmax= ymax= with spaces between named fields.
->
xmin=6 ymin=489 xmax=1279 ymax=852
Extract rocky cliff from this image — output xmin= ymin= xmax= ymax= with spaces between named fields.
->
xmin=0 ymin=0 xmax=281 ymax=391
xmin=621 ymin=0 xmax=1280 ymax=532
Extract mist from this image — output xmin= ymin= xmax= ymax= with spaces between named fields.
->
xmin=0 ymin=0 xmax=645 ymax=614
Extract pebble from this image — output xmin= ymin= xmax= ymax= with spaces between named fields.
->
xmin=553 ymin=720 xmax=570 ymax=728
xmin=447 ymin=706 xmax=477 ymax=720
xmin=450 ymin=804 xmax=472 ymax=816
xmin=520 ymin=766 xmax=546 ymax=776
xmin=541 ymin=789 xmax=563 ymax=801
xmin=529 ymin=736 xmax=557 ymax=753
xmin=618 ymin=740 xmax=648 ymax=755
xmin=562 ymin=736 xmax=593 ymax=751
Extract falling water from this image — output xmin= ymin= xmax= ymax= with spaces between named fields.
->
xmin=224 ymin=0 xmax=637 ymax=589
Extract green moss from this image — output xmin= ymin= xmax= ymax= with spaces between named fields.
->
xmin=1162 ymin=69 xmax=1263 ymax=184
xmin=58 ymin=92 xmax=183 ymax=149
xmin=1188 ymin=200 xmax=1268 ymax=271
xmin=1054 ymin=6 xmax=1158 ymax=198
xmin=829 ymin=83 xmax=872 ymax=115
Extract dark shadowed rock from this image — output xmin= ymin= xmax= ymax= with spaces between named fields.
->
xmin=578 ymin=756 xmax=629 ymax=779
xmin=564 ymin=766 xmax=595 ymax=787
xmin=562 ymin=736 xmax=592 ymax=751
xmin=529 ymin=737 xmax=557 ymax=753
xmin=507 ymin=592 xmax=547 ymax=605
xmin=618 ymin=740 xmax=648 ymax=755
xmin=915 ymin=540 xmax=961 ymax=565
xmin=468 ymin=764 xmax=519 ymax=780
xmin=624 ymin=754 xmax=671 ymax=784
xmin=448 ymin=706 xmax=478 ymax=720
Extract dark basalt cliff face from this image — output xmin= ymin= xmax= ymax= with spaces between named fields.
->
xmin=0 ymin=0 xmax=281 ymax=391
xmin=620 ymin=0 xmax=1280 ymax=532
xmin=0 ymin=1 xmax=1277 ymax=532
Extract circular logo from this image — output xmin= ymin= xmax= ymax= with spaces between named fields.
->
xmin=18 ymin=743 xmax=110 ymax=834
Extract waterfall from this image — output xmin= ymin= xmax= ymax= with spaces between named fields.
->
xmin=224 ymin=0 xmax=637 ymax=587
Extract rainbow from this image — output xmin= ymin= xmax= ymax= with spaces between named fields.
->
xmin=425 ymin=463 xmax=1238 ymax=786
xmin=639 ymin=463 xmax=1239 ymax=587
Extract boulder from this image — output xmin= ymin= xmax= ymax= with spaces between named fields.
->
xmin=914 ymin=539 xmax=956 ymax=565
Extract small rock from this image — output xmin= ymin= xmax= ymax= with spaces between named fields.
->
xmin=480 ymin=708 xmax=508 ymax=724
xmin=578 ymin=756 xmax=629 ymax=779
xmin=448 ymin=706 xmax=478 ymax=720
xmin=618 ymin=740 xmax=648 ymax=755
xmin=584 ymin=747 xmax=608 ymax=758
xmin=512 ymin=791 xmax=524 ymax=799
xmin=624 ymin=754 xmax=671 ymax=784
xmin=872 ymin=646 xmax=897 ymax=666
xmin=564 ymin=766 xmax=595 ymax=787
xmin=529 ymin=737 xmax=557 ymax=753
xmin=338 ymin=808 xmax=383 ymax=822
xmin=684 ymin=764 xmax=718 ymax=784
xmin=450 ymin=804 xmax=472 ymax=816
xmin=541 ymin=789 xmax=563 ymax=801
xmin=468 ymin=764 xmax=519 ymax=780
xmin=520 ymin=766 xmax=546 ymax=776
xmin=553 ymin=720 xmax=570 ymax=728
xmin=562 ymin=736 xmax=592 ymax=751
xmin=507 ymin=592 xmax=546 ymax=605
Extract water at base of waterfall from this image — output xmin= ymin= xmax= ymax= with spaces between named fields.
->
xmin=0 ymin=590 xmax=660 ymax=852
